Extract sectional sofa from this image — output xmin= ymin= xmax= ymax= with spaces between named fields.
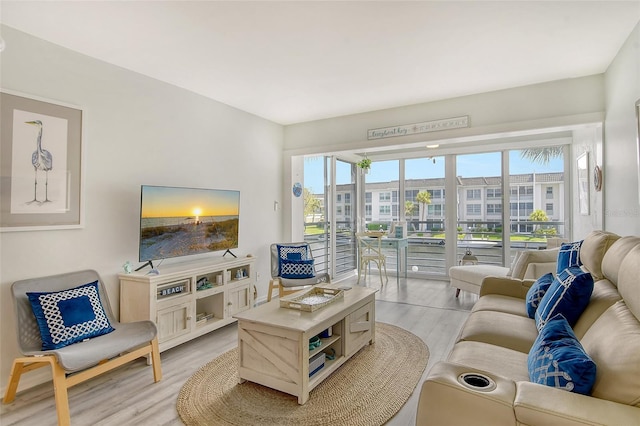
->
xmin=416 ymin=231 xmax=640 ymax=425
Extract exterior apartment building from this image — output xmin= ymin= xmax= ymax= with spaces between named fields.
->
xmin=329 ymin=172 xmax=565 ymax=234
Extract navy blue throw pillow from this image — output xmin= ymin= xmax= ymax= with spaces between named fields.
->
xmin=556 ymin=240 xmax=583 ymax=274
xmin=276 ymin=244 xmax=310 ymax=276
xmin=526 ymin=273 xmax=555 ymax=319
xmin=27 ymin=281 xmax=115 ymax=350
xmin=535 ymin=266 xmax=593 ymax=331
xmin=528 ymin=315 xmax=596 ymax=395
xmin=280 ymin=259 xmax=316 ymax=279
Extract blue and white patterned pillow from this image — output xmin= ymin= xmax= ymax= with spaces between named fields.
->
xmin=526 ymin=273 xmax=554 ymax=319
xmin=276 ymin=244 xmax=310 ymax=275
xmin=27 ymin=281 xmax=115 ymax=350
xmin=280 ymin=259 xmax=316 ymax=279
xmin=528 ymin=314 xmax=596 ymax=395
xmin=535 ymin=266 xmax=593 ymax=332
xmin=556 ymin=240 xmax=583 ymax=274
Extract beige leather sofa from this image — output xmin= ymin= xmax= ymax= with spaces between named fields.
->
xmin=449 ymin=247 xmax=559 ymax=296
xmin=417 ymin=231 xmax=640 ymax=425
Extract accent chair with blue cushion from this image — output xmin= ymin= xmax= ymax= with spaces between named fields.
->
xmin=3 ymin=270 xmax=162 ymax=426
xmin=267 ymin=242 xmax=330 ymax=301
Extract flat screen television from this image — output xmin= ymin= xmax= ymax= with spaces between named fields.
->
xmin=138 ymin=185 xmax=240 ymax=268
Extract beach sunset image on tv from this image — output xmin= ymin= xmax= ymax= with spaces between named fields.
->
xmin=139 ymin=186 xmax=240 ymax=262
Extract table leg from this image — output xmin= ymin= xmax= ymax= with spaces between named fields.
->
xmin=396 ymin=244 xmax=400 ymax=285
xmin=404 ymin=244 xmax=408 ymax=279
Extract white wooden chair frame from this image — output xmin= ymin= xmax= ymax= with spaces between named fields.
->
xmin=2 ymin=270 xmax=162 ymax=426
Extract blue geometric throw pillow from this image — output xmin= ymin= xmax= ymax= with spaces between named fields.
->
xmin=556 ymin=240 xmax=583 ymax=274
xmin=280 ymin=259 xmax=316 ymax=279
xmin=27 ymin=281 xmax=115 ymax=350
xmin=528 ymin=314 xmax=596 ymax=395
xmin=526 ymin=273 xmax=555 ymax=319
xmin=535 ymin=266 xmax=594 ymax=332
xmin=276 ymin=244 xmax=310 ymax=275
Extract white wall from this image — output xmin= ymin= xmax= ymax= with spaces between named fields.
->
xmin=604 ymin=21 xmax=640 ymax=236
xmin=284 ymin=75 xmax=605 ymax=153
xmin=0 ymin=25 xmax=284 ymax=392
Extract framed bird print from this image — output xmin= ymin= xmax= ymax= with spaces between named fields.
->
xmin=1 ymin=89 xmax=84 ymax=231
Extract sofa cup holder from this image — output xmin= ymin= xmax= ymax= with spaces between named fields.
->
xmin=458 ymin=373 xmax=497 ymax=392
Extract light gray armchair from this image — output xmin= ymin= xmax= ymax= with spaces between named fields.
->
xmin=3 ymin=270 xmax=162 ymax=426
xmin=267 ymin=242 xmax=330 ymax=301
xmin=449 ymin=247 xmax=560 ymax=297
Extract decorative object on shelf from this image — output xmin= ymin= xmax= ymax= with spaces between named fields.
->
xmin=320 ymin=326 xmax=332 ymax=338
xmin=159 ymin=283 xmax=186 ymax=297
xmin=123 ymin=261 xmax=133 ymax=274
xmin=196 ymin=277 xmax=213 ymax=291
xmin=356 ymin=156 xmax=372 ymax=173
xmin=324 ymin=347 xmax=337 ymax=360
xmin=1 ymin=90 xmax=84 ymax=231
xmin=308 ymin=335 xmax=321 ymax=350
xmin=593 ymin=165 xmax=602 ymax=192
xmin=292 ymin=182 xmax=303 ymax=197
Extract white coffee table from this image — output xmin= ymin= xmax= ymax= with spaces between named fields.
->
xmin=233 ymin=284 xmax=376 ymax=404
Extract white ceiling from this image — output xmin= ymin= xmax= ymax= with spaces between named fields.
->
xmin=1 ymin=1 xmax=639 ymax=125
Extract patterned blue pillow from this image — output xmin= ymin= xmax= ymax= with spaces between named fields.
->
xmin=27 ymin=281 xmax=115 ymax=350
xmin=556 ymin=240 xmax=583 ymax=274
xmin=535 ymin=266 xmax=593 ymax=331
xmin=528 ymin=315 xmax=596 ymax=395
xmin=276 ymin=244 xmax=310 ymax=275
xmin=526 ymin=273 xmax=555 ymax=319
xmin=280 ymin=259 xmax=316 ymax=279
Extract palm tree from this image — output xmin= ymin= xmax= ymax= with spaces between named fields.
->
xmin=520 ymin=146 xmax=563 ymax=165
xmin=404 ymin=201 xmax=416 ymax=218
xmin=416 ymin=190 xmax=431 ymax=231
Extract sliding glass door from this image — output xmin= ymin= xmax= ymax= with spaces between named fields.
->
xmin=334 ymin=159 xmax=357 ymax=276
xmin=300 ymin=143 xmax=568 ymax=280
xmin=405 ymin=156 xmax=448 ymax=275
xmin=303 ymin=156 xmax=330 ymax=274
xmin=456 ymin=152 xmax=505 ymax=266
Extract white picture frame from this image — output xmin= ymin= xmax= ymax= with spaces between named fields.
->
xmin=1 ymin=89 xmax=84 ymax=231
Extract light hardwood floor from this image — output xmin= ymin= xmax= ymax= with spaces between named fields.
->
xmin=0 ymin=275 xmax=477 ymax=426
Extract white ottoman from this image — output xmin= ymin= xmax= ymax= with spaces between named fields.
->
xmin=449 ymin=264 xmax=510 ymax=297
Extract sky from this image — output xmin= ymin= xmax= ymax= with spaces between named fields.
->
xmin=303 ymin=151 xmax=564 ymax=194
xmin=141 ymin=186 xmax=240 ymax=218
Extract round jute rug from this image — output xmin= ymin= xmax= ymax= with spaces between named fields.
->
xmin=176 ymin=322 xmax=429 ymax=426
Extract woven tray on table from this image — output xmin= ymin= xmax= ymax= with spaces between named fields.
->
xmin=279 ymin=286 xmax=344 ymax=312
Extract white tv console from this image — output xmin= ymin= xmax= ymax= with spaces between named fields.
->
xmin=119 ymin=256 xmax=255 ymax=352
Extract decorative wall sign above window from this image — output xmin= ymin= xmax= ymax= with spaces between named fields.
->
xmin=367 ymin=116 xmax=469 ymax=140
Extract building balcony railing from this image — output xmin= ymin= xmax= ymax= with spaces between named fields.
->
xmin=304 ymin=219 xmax=565 ymax=278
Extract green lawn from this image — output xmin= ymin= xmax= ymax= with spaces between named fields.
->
xmin=304 ymin=225 xmax=548 ymax=243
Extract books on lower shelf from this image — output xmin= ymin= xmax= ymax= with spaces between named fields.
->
xmin=196 ymin=312 xmax=215 ymax=326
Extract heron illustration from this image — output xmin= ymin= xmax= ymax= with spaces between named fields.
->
xmin=25 ymin=120 xmax=53 ymax=204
